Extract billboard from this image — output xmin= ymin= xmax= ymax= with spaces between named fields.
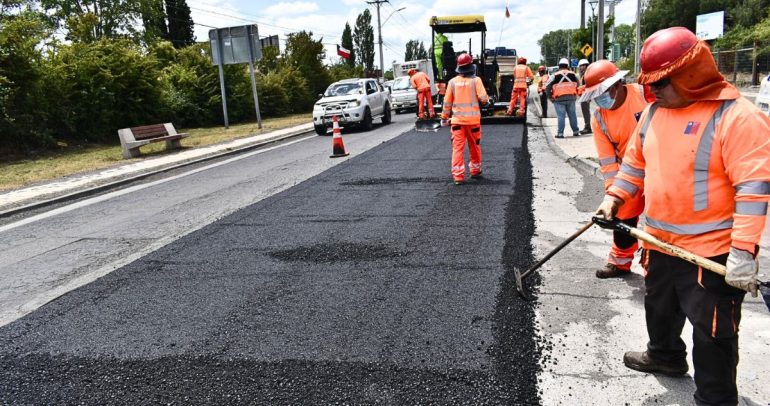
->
xmin=696 ymin=11 xmax=724 ymax=40
xmin=209 ymin=25 xmax=262 ymax=65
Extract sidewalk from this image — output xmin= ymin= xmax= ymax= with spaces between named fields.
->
xmin=0 ymin=123 xmax=314 ymax=215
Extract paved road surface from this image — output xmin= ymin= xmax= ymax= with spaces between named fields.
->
xmin=0 ymin=118 xmax=541 ymax=403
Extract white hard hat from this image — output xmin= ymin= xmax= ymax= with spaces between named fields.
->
xmin=578 ymin=59 xmax=590 ymax=66
xmin=558 ymin=58 xmax=569 ymax=66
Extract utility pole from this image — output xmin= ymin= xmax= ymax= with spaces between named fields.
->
xmin=581 ymin=0 xmax=586 ymax=29
xmin=634 ymin=0 xmax=641 ymax=74
xmin=367 ymin=0 xmax=387 ymax=83
xmin=597 ymin=0 xmax=605 ymax=60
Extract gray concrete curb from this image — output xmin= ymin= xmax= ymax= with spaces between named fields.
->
xmin=0 ymin=124 xmax=315 ymax=217
xmin=529 ymin=90 xmax=602 ymax=180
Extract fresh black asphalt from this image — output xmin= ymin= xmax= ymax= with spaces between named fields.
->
xmin=0 ymin=122 xmax=541 ymax=404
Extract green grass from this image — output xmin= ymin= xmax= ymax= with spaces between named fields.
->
xmin=0 ymin=114 xmax=312 ymax=192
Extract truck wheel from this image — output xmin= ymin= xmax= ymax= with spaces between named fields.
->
xmin=314 ymin=125 xmax=328 ymax=136
xmin=362 ymin=108 xmax=373 ymax=131
xmin=381 ymin=103 xmax=392 ymax=124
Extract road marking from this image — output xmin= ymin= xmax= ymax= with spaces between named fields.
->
xmin=0 ymin=135 xmax=316 ymax=234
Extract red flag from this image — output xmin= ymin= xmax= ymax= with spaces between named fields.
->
xmin=505 ymin=6 xmax=510 ymax=18
xmin=337 ymin=45 xmax=351 ymax=59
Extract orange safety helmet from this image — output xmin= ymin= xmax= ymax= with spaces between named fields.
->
xmin=640 ymin=27 xmax=698 ymax=73
xmin=518 ymin=57 xmax=527 ymax=64
xmin=578 ymin=60 xmax=628 ymax=102
xmin=407 ymin=68 xmax=416 ymax=76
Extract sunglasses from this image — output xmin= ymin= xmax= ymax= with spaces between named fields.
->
xmin=648 ymin=78 xmax=671 ymax=90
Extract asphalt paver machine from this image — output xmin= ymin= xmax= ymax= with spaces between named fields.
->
xmin=428 ymin=15 xmax=522 ymax=124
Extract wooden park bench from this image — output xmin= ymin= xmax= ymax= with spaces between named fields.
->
xmin=117 ymin=123 xmax=189 ymax=159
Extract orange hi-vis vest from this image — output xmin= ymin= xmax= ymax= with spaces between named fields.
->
xmin=410 ymin=71 xmax=431 ymax=92
xmin=608 ymin=97 xmax=770 ymax=257
xmin=537 ymin=74 xmax=549 ymax=94
xmin=592 ymin=84 xmax=649 ymax=220
xmin=513 ymin=64 xmax=533 ymax=90
xmin=551 ymin=69 xmax=578 ymax=98
xmin=442 ymin=75 xmax=489 ymax=125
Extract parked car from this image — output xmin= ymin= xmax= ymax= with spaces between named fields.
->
xmin=312 ymin=78 xmax=392 ymax=135
xmin=754 ymin=73 xmax=770 ymax=116
xmin=389 ymin=76 xmax=418 ymax=113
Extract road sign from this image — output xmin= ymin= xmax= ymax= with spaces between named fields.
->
xmin=571 ymin=58 xmax=578 ymax=68
xmin=581 ymin=43 xmax=593 ymax=57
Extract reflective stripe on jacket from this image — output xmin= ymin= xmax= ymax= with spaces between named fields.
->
xmin=608 ymin=97 xmax=770 ymax=256
xmin=410 ymin=72 xmax=431 ymax=92
xmin=538 ymin=74 xmax=549 ymax=94
xmin=513 ymin=64 xmax=533 ymax=90
xmin=592 ymin=84 xmax=649 ymax=219
xmin=548 ymin=69 xmax=578 ymax=100
xmin=442 ymin=75 xmax=489 ymax=125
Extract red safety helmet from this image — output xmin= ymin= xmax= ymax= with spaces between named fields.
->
xmin=407 ymin=68 xmax=416 ymax=76
xmin=640 ymin=27 xmax=698 ymax=72
xmin=456 ymin=53 xmax=473 ymax=67
xmin=518 ymin=57 xmax=527 ymax=64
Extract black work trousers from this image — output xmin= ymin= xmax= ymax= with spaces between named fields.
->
xmin=644 ymin=250 xmax=746 ymax=406
xmin=580 ymin=101 xmax=591 ymax=130
xmin=540 ymin=93 xmax=548 ymax=118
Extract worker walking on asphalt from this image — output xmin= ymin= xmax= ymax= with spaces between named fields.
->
xmin=596 ymin=27 xmax=770 ymax=406
xmin=578 ymin=60 xmax=649 ymax=278
xmin=409 ymin=68 xmax=435 ymax=119
xmin=577 ymin=59 xmax=592 ymax=134
xmin=537 ymin=65 xmax=549 ymax=118
xmin=507 ymin=57 xmax=533 ymax=117
xmin=441 ymin=53 xmax=489 ymax=185
xmin=546 ymin=58 xmax=580 ymax=138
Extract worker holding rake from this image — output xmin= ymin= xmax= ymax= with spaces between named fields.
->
xmin=596 ymin=27 xmax=770 ymax=406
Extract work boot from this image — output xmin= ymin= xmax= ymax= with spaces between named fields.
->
xmin=596 ymin=263 xmax=630 ymax=279
xmin=471 ymin=171 xmax=483 ymax=179
xmin=555 ymin=134 xmax=564 ymax=139
xmin=579 ymin=128 xmax=592 ymax=135
xmin=454 ymin=179 xmax=464 ymax=185
xmin=623 ymin=351 xmax=688 ymax=377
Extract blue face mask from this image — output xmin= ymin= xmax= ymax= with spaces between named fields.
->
xmin=595 ymin=91 xmax=616 ymax=109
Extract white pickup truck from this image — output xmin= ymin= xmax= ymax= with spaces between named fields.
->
xmin=312 ymin=78 xmax=392 ymax=135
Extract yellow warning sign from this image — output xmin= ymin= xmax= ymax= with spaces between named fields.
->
xmin=581 ymin=44 xmax=593 ymax=57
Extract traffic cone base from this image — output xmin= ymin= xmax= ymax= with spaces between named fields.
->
xmin=329 ymin=115 xmax=349 ymax=158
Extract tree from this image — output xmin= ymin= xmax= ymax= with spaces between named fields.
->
xmin=353 ymin=9 xmax=374 ymax=72
xmin=140 ymin=0 xmax=168 ymax=44
xmin=165 ymin=0 xmax=194 ymax=48
xmin=571 ymin=15 xmax=613 ymax=60
xmin=39 ymin=0 xmax=143 ymax=41
xmin=341 ymin=22 xmax=355 ymax=67
xmin=614 ymin=24 xmax=635 ymax=59
xmin=538 ymin=29 xmax=574 ymax=66
xmin=404 ymin=39 xmax=429 ymax=61
xmin=284 ymin=31 xmax=330 ymax=98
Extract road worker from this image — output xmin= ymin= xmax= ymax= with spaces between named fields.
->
xmin=595 ymin=27 xmax=770 ymax=405
xmin=441 ymin=53 xmax=489 ymax=185
xmin=546 ymin=58 xmax=580 ymax=138
xmin=578 ymin=60 xmax=649 ymax=278
xmin=537 ymin=66 xmax=549 ymax=117
xmin=408 ymin=68 xmax=435 ymax=119
xmin=507 ymin=57 xmax=533 ymax=117
xmin=577 ymin=59 xmax=592 ymax=134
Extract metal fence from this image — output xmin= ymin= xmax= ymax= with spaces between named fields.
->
xmin=711 ymin=46 xmax=770 ymax=87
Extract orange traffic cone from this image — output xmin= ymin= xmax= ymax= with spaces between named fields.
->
xmin=329 ymin=116 xmax=349 ymax=158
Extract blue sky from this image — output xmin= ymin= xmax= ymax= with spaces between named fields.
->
xmin=189 ymin=0 xmax=638 ymax=68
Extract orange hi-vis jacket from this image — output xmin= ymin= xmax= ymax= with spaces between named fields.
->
xmin=513 ymin=64 xmax=534 ymax=90
xmin=608 ymin=97 xmax=770 ymax=257
xmin=592 ymin=84 xmax=649 ymax=219
xmin=442 ymin=75 xmax=489 ymax=126
xmin=410 ymin=71 xmax=431 ymax=92
xmin=537 ymin=74 xmax=549 ymax=94
xmin=550 ymin=69 xmax=578 ymax=99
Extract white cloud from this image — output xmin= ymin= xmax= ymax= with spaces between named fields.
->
xmin=263 ymin=2 xmax=320 ymax=16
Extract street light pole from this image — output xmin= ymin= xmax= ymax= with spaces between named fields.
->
xmin=367 ymin=0 xmax=390 ymax=83
xmin=589 ymin=1 xmax=597 ymax=62
xmin=597 ymin=0 xmax=605 ymax=60
xmin=634 ymin=0 xmax=641 ymax=74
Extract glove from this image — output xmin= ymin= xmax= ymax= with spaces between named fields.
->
xmin=595 ymin=195 xmax=621 ymax=220
xmin=725 ymin=247 xmax=759 ymax=297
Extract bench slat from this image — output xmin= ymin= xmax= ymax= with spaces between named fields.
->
xmin=131 ymin=124 xmax=169 ymax=140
